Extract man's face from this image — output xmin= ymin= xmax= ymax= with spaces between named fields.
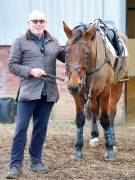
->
xmin=28 ymin=16 xmax=46 ymax=37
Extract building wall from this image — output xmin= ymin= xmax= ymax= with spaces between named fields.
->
xmin=0 ymin=46 xmax=19 ymax=98
xmin=127 ymin=39 xmax=135 ymax=76
xmin=0 ymin=0 xmax=126 ymax=45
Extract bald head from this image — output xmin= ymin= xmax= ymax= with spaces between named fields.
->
xmin=28 ymin=10 xmax=46 ymax=21
xmin=28 ymin=10 xmax=47 ymax=37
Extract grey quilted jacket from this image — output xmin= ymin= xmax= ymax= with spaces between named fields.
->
xmin=8 ymin=30 xmax=65 ymax=102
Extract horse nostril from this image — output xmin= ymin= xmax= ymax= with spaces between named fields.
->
xmin=78 ymin=82 xmax=82 ymax=89
xmin=68 ymin=86 xmax=77 ymax=90
xmin=68 ymin=86 xmax=71 ymax=91
xmin=68 ymin=85 xmax=80 ymax=94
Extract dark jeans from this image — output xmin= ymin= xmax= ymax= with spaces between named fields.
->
xmin=10 ymin=96 xmax=54 ymax=168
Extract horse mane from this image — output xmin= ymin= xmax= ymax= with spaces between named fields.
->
xmin=71 ymin=23 xmax=88 ymax=43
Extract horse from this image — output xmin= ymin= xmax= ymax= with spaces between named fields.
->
xmin=63 ymin=20 xmax=128 ymax=160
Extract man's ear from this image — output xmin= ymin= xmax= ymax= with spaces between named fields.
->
xmin=63 ymin=21 xmax=72 ymax=39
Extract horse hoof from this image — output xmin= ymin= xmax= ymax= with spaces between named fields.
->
xmin=90 ymin=137 xmax=99 ymax=148
xmin=70 ymin=150 xmax=83 ymax=159
xmin=104 ymin=149 xmax=117 ymax=161
xmin=113 ymin=145 xmax=118 ymax=153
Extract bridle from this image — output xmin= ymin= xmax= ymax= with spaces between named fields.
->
xmin=65 ymin=42 xmax=90 ymax=89
xmin=65 ymin=39 xmax=110 ymax=99
xmin=65 ymin=38 xmax=111 ymax=76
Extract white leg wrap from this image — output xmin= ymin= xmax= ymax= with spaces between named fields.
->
xmin=89 ymin=137 xmax=99 ymax=147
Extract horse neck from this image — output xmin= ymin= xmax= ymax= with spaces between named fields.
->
xmin=88 ymin=36 xmax=98 ymax=69
xmin=94 ymin=32 xmax=106 ymax=67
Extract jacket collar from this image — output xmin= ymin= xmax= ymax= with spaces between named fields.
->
xmin=26 ymin=29 xmax=54 ymax=42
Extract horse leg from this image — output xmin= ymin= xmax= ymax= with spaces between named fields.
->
xmin=70 ymin=95 xmax=85 ymax=159
xmin=90 ymin=117 xmax=99 ymax=147
xmin=109 ymin=82 xmax=123 ymax=151
xmin=87 ymin=99 xmax=99 ymax=147
xmin=99 ymin=86 xmax=117 ymax=160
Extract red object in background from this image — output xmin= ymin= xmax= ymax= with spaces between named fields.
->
xmin=0 ymin=46 xmax=19 ymax=98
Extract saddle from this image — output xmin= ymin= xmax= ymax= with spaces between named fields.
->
xmin=94 ymin=19 xmax=128 ymax=83
xmin=94 ymin=19 xmax=123 ymax=57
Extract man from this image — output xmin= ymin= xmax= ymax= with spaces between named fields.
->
xmin=6 ymin=10 xmax=65 ymax=179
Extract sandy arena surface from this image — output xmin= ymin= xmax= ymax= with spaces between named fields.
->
xmin=0 ymin=121 xmax=135 ymax=180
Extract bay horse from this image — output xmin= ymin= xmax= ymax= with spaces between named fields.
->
xmin=63 ymin=21 xmax=128 ymax=160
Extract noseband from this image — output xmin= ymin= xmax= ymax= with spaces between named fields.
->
xmin=65 ymin=42 xmax=90 ymax=88
xmin=66 ymin=63 xmax=88 ymax=88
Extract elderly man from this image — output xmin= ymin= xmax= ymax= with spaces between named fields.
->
xmin=6 ymin=10 xmax=65 ymax=179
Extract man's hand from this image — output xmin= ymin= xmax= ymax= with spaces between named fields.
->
xmin=29 ymin=68 xmax=46 ymax=78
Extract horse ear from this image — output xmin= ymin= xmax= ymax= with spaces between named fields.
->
xmin=63 ymin=21 xmax=72 ymax=39
xmin=84 ymin=27 xmax=96 ymax=41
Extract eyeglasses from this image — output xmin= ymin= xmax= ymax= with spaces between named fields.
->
xmin=31 ymin=19 xmax=46 ymax=24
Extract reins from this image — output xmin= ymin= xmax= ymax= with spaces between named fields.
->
xmin=41 ymin=73 xmax=65 ymax=81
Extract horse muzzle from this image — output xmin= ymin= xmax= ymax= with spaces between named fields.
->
xmin=68 ymin=84 xmax=81 ymax=95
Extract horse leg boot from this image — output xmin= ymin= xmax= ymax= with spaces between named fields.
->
xmin=70 ymin=112 xmax=85 ymax=159
xmin=100 ymin=112 xmax=117 ymax=160
xmin=88 ymin=98 xmax=100 ymax=148
xmin=109 ymin=111 xmax=117 ymax=152
xmin=90 ymin=117 xmax=99 ymax=148
xmin=110 ymin=121 xmax=118 ymax=153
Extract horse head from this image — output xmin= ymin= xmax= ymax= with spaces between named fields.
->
xmin=63 ymin=22 xmax=96 ymax=95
